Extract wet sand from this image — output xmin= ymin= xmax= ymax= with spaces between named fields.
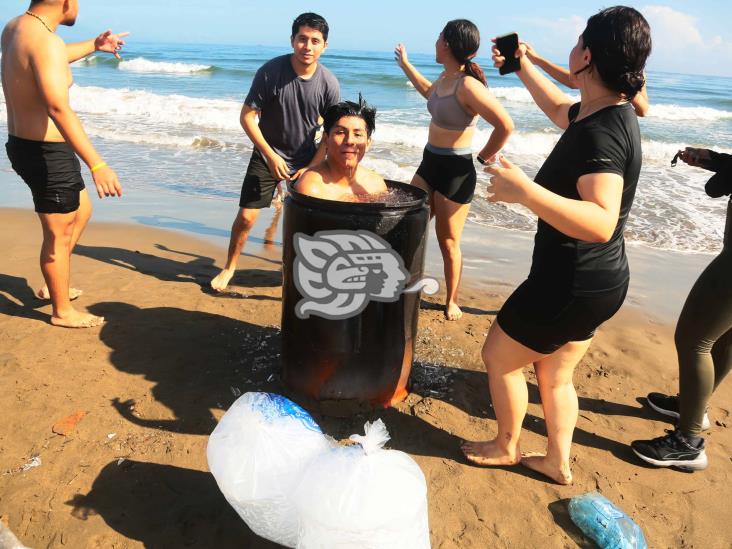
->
xmin=0 ymin=206 xmax=730 ymax=548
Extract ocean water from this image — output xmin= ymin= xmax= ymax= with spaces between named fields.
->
xmin=1 ymin=42 xmax=731 ymax=254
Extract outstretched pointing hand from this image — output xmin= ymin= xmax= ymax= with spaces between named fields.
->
xmin=95 ymin=30 xmax=130 ymax=60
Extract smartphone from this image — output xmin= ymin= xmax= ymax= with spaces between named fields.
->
xmin=495 ymin=33 xmax=520 ymax=75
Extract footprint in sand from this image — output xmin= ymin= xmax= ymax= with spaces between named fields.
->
xmin=36 ymin=286 xmax=84 ymax=301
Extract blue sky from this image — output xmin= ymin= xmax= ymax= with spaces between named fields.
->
xmin=2 ymin=0 xmax=732 ymax=76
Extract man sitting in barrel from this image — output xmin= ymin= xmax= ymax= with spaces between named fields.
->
xmin=296 ymin=96 xmax=387 ymax=201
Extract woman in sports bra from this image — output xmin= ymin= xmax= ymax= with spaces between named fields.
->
xmin=395 ymin=19 xmax=513 ymax=321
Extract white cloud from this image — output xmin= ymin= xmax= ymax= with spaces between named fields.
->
xmin=516 ymin=15 xmax=585 ymax=43
xmin=643 ymin=5 xmax=703 ymax=47
xmin=514 ymin=15 xmax=586 ymax=63
xmin=642 ymin=4 xmax=732 ymax=75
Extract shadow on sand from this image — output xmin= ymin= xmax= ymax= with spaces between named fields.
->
xmin=396 ymin=362 xmax=661 ymax=471
xmin=74 ymin=243 xmax=282 ymax=300
xmin=548 ymin=499 xmax=595 ymax=548
xmin=91 ymin=301 xmax=282 ymax=435
xmin=0 ymin=273 xmax=48 ymax=322
xmin=419 ymin=298 xmax=499 ymax=317
xmin=66 ymin=460 xmax=285 ymax=549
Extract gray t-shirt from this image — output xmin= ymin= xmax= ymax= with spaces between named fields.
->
xmin=245 ymin=54 xmax=340 ymax=171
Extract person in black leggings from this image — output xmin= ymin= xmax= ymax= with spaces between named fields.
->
xmin=632 ymin=147 xmax=732 ymax=471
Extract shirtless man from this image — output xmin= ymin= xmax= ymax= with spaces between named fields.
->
xmin=2 ymin=1 xmax=126 ymax=328
xmin=296 ymin=98 xmax=387 ymax=201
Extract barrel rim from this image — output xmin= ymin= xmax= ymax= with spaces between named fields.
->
xmin=286 ymin=180 xmax=427 ymax=212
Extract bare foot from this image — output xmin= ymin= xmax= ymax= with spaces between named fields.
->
xmin=210 ymin=268 xmax=235 ymax=292
xmin=460 ymin=439 xmax=520 ymax=466
xmin=521 ymin=452 xmax=572 ymax=485
xmin=50 ymin=309 xmax=105 ymax=329
xmin=37 ymin=286 xmax=83 ymax=301
xmin=445 ymin=302 xmax=462 ymax=321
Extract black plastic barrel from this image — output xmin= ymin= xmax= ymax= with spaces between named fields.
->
xmin=281 ymin=181 xmax=429 ymax=407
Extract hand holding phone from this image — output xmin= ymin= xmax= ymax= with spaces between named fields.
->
xmin=494 ymin=33 xmax=521 ymax=75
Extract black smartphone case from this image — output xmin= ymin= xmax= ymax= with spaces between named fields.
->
xmin=496 ymin=33 xmax=521 ymax=75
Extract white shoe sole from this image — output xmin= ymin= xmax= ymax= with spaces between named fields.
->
xmin=646 ymin=398 xmax=711 ymax=430
xmin=632 ymin=448 xmax=709 ymax=471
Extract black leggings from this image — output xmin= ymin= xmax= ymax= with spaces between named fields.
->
xmin=678 ymin=200 xmax=732 ymax=436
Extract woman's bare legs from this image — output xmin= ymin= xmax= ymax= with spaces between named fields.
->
xmin=432 ymin=191 xmax=470 ymax=321
xmin=461 ymin=321 xmax=545 ymax=464
xmin=522 ymin=338 xmax=592 ymax=485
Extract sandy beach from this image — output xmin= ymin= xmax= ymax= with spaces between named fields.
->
xmin=0 ymin=202 xmax=731 ymax=548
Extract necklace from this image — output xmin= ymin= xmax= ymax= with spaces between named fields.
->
xmin=25 ymin=11 xmax=54 ymax=34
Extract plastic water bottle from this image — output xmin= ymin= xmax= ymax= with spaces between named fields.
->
xmin=568 ymin=492 xmax=647 ymax=549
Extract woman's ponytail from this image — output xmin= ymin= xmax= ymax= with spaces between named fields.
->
xmin=465 ymin=60 xmax=487 ymax=86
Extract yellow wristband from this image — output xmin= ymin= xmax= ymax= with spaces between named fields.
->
xmin=90 ymin=162 xmax=107 ymax=173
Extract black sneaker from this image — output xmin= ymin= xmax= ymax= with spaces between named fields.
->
xmin=645 ymin=392 xmax=710 ymax=430
xmin=631 ymin=429 xmax=708 ymax=471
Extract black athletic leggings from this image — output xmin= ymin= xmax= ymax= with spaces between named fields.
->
xmin=678 ymin=200 xmax=732 ymax=436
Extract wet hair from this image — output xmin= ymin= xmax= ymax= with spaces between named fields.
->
xmin=581 ymin=6 xmax=652 ymax=99
xmin=291 ymin=12 xmax=329 ymax=41
xmin=323 ymin=94 xmax=376 ymax=137
xmin=442 ymin=19 xmax=486 ymax=86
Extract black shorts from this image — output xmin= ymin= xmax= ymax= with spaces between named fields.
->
xmin=496 ymin=278 xmax=629 ymax=354
xmin=5 ymin=135 xmax=85 ymax=214
xmin=415 ymin=146 xmax=476 ymax=204
xmin=239 ymin=148 xmax=284 ymax=209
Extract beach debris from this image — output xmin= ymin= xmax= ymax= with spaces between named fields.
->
xmin=294 ymin=419 xmax=430 ymax=548
xmin=52 ymin=410 xmax=87 ymax=436
xmin=569 ymin=492 xmax=647 ymax=549
xmin=21 ymin=456 xmax=42 ymax=472
xmin=410 ymin=361 xmax=454 ymax=399
xmin=230 ymin=386 xmax=242 ymax=397
xmin=117 ymin=458 xmax=126 ymax=466
xmin=2 ymin=456 xmax=42 ymax=476
xmin=107 ymin=433 xmax=117 ymax=440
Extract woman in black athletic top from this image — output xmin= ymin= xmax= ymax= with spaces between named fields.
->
xmin=461 ymin=7 xmax=651 ymax=484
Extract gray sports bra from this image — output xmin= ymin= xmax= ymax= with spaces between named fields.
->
xmin=427 ymin=76 xmax=478 ymax=131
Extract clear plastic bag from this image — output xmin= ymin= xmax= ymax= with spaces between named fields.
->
xmin=207 ymin=392 xmax=332 ymax=548
xmin=0 ymin=522 xmax=31 ymax=549
xmin=294 ymin=419 xmax=430 ymax=549
xmin=569 ymin=492 xmax=647 ymax=549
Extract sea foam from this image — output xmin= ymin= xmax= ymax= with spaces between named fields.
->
xmin=118 ymin=57 xmax=212 ymax=74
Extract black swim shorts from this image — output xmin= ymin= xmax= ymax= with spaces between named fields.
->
xmin=5 ymin=135 xmax=85 ymax=214
xmin=496 ymin=278 xmax=629 ymax=354
xmin=415 ymin=145 xmax=476 ymax=204
xmin=239 ymin=148 xmax=285 ymax=209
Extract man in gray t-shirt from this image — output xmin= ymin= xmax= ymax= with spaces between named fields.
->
xmin=211 ymin=12 xmax=340 ymax=292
